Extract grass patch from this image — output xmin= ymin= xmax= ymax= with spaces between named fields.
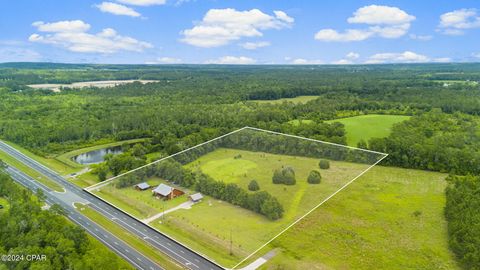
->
xmin=252 ymin=96 xmax=318 ymax=104
xmin=260 ymin=166 xmax=459 ymax=270
xmin=327 ymin=114 xmax=410 ymax=146
xmin=75 ymin=203 xmax=183 ymax=270
xmin=56 ymin=138 xmax=148 ymax=167
xmin=0 ymin=149 xmax=64 ymax=192
xmin=287 ymin=119 xmax=314 ymax=126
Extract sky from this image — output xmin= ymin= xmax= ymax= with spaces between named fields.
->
xmin=1 ymin=0 xmax=480 ymax=64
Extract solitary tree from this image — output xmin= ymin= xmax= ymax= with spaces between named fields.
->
xmin=319 ymin=159 xmax=330 ymax=169
xmin=307 ymin=170 xmax=322 ymax=184
xmin=248 ymin=180 xmax=260 ymax=191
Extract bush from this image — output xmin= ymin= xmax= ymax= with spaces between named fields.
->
xmin=307 ymin=170 xmax=321 ymax=184
xmin=248 ymin=179 xmax=260 ymax=191
xmin=272 ymin=166 xmax=296 ymax=185
xmin=319 ymin=159 xmax=330 ymax=169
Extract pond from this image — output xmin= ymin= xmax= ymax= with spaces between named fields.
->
xmin=72 ymin=146 xmax=123 ymax=165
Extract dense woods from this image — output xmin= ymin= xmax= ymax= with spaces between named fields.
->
xmin=0 ymin=172 xmax=130 ymax=270
xmin=445 ymin=175 xmax=480 ymax=269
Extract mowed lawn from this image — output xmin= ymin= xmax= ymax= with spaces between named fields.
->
xmin=259 ymin=166 xmax=459 ymax=270
xmin=252 ymin=95 xmax=318 ymax=104
xmin=327 ymin=114 xmax=410 ymax=146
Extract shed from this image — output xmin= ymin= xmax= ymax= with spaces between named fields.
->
xmin=189 ymin=193 xmax=203 ymax=203
xmin=135 ymin=182 xmax=151 ymax=191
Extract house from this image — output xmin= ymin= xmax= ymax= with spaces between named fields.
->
xmin=189 ymin=193 xmax=203 ymax=203
xmin=152 ymin=183 xmax=184 ymax=200
xmin=135 ymin=182 xmax=151 ymax=191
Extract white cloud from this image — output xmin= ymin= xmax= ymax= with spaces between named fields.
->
xmin=181 ymin=8 xmax=294 ymax=47
xmin=433 ymin=57 xmax=452 ymax=63
xmin=331 ymin=59 xmax=353 ymax=65
xmin=409 ymin=34 xmax=433 ymax=41
xmin=116 ymin=0 xmax=166 ymax=6
xmin=241 ymin=41 xmax=270 ymax=50
xmin=96 ymin=2 xmax=141 ymax=17
xmin=315 ymin=5 xmax=415 ymax=42
xmin=290 ymin=58 xmax=323 ymax=65
xmin=347 ymin=5 xmax=415 ymax=25
xmin=0 ymin=47 xmax=42 ymax=62
xmin=438 ymin=8 xmax=480 ymax=35
xmin=346 ymin=52 xmax=360 ymax=59
xmin=29 ymin=20 xmax=152 ymax=53
xmin=315 ymin=29 xmax=373 ymax=42
xmin=365 ymin=51 xmax=429 ymax=64
xmin=473 ymin=53 xmax=480 ymax=58
xmin=146 ymin=57 xmax=182 ymax=64
xmin=32 ymin=20 xmax=91 ymax=33
xmin=205 ymin=56 xmax=256 ymax=64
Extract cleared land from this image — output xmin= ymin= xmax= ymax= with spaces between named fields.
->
xmin=252 ymin=96 xmax=318 ymax=104
xmin=28 ymin=80 xmax=159 ymax=92
xmin=95 ymin=148 xmax=376 ymax=267
xmin=327 ymin=114 xmax=410 ymax=146
xmin=259 ymin=166 xmax=459 ymax=270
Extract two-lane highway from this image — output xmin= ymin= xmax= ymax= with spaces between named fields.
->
xmin=0 ymin=140 xmax=223 ymax=270
xmin=5 ymin=165 xmax=163 ymax=270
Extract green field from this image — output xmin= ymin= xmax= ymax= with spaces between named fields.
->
xmin=287 ymin=119 xmax=314 ymax=126
xmin=93 ymin=178 xmax=189 ymax=219
xmin=260 ymin=166 xmax=459 ymax=270
xmin=252 ymin=96 xmax=319 ymax=104
xmin=327 ymin=114 xmax=411 ymax=146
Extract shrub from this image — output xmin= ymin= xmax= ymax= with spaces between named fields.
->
xmin=307 ymin=170 xmax=321 ymax=184
xmin=248 ymin=179 xmax=260 ymax=191
xmin=319 ymin=159 xmax=330 ymax=169
xmin=272 ymin=166 xmax=296 ymax=185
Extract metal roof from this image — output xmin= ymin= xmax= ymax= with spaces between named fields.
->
xmin=153 ymin=183 xmax=173 ymax=196
xmin=190 ymin=193 xmax=203 ymax=201
xmin=136 ymin=182 xmax=150 ymax=189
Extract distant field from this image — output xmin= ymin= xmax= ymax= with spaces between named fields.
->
xmin=261 ymin=166 xmax=459 ymax=270
xmin=252 ymin=96 xmax=318 ymax=104
xmin=288 ymin=119 xmax=314 ymax=126
xmin=327 ymin=114 xmax=410 ymax=146
xmin=28 ymin=80 xmax=159 ymax=92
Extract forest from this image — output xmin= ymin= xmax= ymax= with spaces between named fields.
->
xmin=1 ymin=63 xmax=480 ymax=269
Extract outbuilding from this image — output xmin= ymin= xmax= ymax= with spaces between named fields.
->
xmin=135 ymin=182 xmax=151 ymax=191
xmin=189 ymin=193 xmax=203 ymax=203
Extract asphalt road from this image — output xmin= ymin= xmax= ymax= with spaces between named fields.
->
xmin=0 ymin=141 xmax=224 ymax=270
xmin=5 ymin=165 xmax=163 ymax=270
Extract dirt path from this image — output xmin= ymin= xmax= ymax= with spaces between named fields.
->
xmin=142 ymin=200 xmax=194 ymax=224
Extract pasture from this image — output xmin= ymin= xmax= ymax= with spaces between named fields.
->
xmin=327 ymin=114 xmax=410 ymax=146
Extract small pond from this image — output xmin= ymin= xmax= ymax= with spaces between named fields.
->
xmin=72 ymin=146 xmax=123 ymax=165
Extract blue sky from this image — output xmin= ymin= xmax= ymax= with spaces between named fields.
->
xmin=1 ymin=0 xmax=480 ymax=64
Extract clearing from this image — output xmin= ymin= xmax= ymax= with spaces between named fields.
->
xmin=260 ymin=166 xmax=459 ymax=270
xmin=327 ymin=114 xmax=410 ymax=146
xmin=0 ymin=197 xmax=9 ymax=213
xmin=28 ymin=80 xmax=158 ymax=92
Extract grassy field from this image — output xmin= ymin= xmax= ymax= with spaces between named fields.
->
xmin=0 ymin=197 xmax=9 ymax=213
xmin=258 ymin=166 xmax=459 ymax=270
xmin=56 ymin=138 xmax=147 ymax=168
xmin=93 ymin=178 xmax=189 ymax=219
xmin=287 ymin=119 xmax=314 ymax=126
xmin=252 ymin=96 xmax=318 ymax=104
xmin=327 ymin=114 xmax=410 ymax=146
xmin=0 ymin=149 xmax=64 ymax=192
xmin=75 ymin=203 xmax=183 ymax=270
